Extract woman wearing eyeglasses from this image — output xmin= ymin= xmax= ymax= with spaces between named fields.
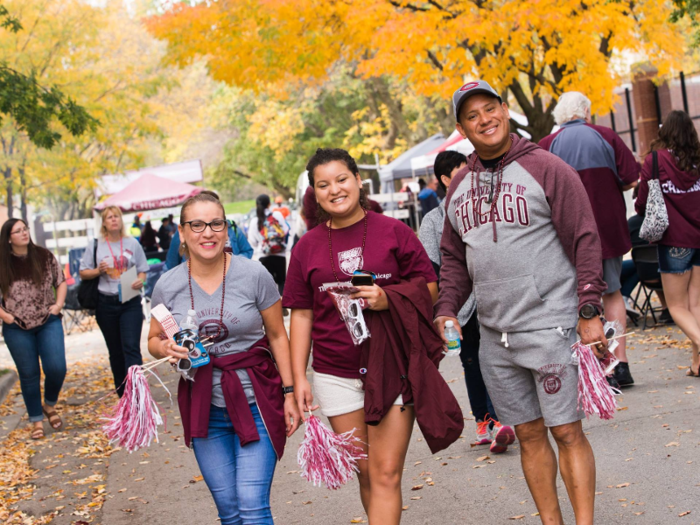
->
xmin=79 ymin=206 xmax=148 ymax=396
xmin=284 ymin=148 xmax=438 ymax=524
xmin=147 ymin=192 xmax=299 ymax=525
xmin=0 ymin=219 xmax=67 ymax=439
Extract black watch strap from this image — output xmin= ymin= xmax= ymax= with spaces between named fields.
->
xmin=282 ymin=385 xmax=294 ymax=395
xmin=579 ymin=304 xmax=600 ymax=319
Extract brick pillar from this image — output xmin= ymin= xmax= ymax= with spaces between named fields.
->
xmin=631 ymin=64 xmax=668 ymax=156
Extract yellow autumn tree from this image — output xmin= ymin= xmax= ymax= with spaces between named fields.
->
xmin=0 ymin=0 xmax=215 ymax=221
xmin=148 ymin=0 xmax=683 ymax=142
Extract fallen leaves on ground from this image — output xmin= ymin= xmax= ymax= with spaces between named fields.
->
xmin=0 ymin=358 xmax=116 ymax=524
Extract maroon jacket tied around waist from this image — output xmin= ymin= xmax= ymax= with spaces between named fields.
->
xmin=361 ymin=279 xmax=464 ymax=454
xmin=178 ymin=338 xmax=286 ymax=460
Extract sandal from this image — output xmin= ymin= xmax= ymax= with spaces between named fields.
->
xmin=31 ymin=425 xmax=44 ymax=440
xmin=686 ymin=366 xmax=700 ymax=378
xmin=42 ymin=406 xmax=63 ymax=430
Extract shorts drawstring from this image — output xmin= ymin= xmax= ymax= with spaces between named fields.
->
xmin=501 ymin=332 xmax=509 ymax=348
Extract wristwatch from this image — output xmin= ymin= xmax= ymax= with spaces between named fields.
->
xmin=282 ymin=385 xmax=294 ymax=395
xmin=578 ymin=304 xmax=600 ymax=320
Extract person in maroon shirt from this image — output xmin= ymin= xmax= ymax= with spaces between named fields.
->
xmin=540 ymin=92 xmax=639 ymax=388
xmin=635 ymin=110 xmax=700 ymax=376
xmin=285 ymin=149 xmax=437 ymax=524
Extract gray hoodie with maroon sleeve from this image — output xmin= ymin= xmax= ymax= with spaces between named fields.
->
xmin=434 ymin=134 xmax=606 ymax=333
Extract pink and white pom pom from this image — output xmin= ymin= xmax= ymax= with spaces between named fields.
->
xmin=572 ymin=341 xmax=619 ymax=420
xmin=102 ymin=360 xmax=170 ymax=453
xmin=297 ymin=414 xmax=367 ymax=490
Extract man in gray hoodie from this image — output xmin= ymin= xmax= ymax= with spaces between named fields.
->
xmin=435 ymin=80 xmax=608 ymax=525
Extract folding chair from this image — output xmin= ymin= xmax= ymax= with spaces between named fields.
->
xmin=63 ymin=247 xmax=97 ymax=335
xmin=62 ymin=282 xmax=95 ymax=335
xmin=630 ymin=245 xmax=665 ymax=329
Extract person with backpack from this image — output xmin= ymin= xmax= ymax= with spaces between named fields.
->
xmin=248 ymin=194 xmax=289 ymax=296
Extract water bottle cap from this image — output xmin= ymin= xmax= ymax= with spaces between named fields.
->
xmin=445 ymin=320 xmax=454 ymax=328
xmin=187 ymin=309 xmax=197 ymax=317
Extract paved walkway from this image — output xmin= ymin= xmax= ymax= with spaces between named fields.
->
xmin=0 ymin=323 xmax=699 ymax=524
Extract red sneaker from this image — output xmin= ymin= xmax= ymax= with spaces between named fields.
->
xmin=489 ymin=420 xmax=515 ymax=454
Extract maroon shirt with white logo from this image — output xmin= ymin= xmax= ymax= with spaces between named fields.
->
xmin=283 ymin=211 xmax=436 ymax=378
xmin=635 ymin=149 xmax=700 ymax=248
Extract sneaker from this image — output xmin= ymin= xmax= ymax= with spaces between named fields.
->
xmin=489 ymin=421 xmax=515 ymax=454
xmin=659 ymin=309 xmax=674 ymax=325
xmin=614 ymin=362 xmax=634 ymax=387
xmin=606 ymin=374 xmax=621 ymax=390
xmin=475 ymin=420 xmax=492 ymax=445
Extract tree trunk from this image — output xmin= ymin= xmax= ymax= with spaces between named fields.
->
xmin=19 ymin=166 xmax=28 ymax=222
xmin=368 ymin=76 xmax=413 ymax=149
xmin=4 ymin=167 xmax=13 ymax=219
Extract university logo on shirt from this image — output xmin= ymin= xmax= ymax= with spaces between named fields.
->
xmin=453 ymin=185 xmax=531 ymax=238
xmin=338 ymin=247 xmax=363 ymax=276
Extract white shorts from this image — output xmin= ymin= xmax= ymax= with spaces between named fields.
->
xmin=313 ymin=372 xmax=405 ymax=418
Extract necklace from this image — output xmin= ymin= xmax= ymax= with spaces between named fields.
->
xmin=187 ymin=253 xmax=228 ymax=341
xmin=328 ymin=210 xmax=368 ymax=283
xmin=106 ymin=236 xmax=124 ymax=272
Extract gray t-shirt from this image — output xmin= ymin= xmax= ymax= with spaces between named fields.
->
xmin=79 ymin=237 xmax=149 ymax=296
xmin=151 ymin=256 xmax=280 ymax=406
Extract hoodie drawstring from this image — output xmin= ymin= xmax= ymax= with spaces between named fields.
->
xmin=501 ymin=332 xmax=509 ymax=348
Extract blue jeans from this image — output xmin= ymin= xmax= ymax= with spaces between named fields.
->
xmin=2 ymin=315 xmax=66 ymax=422
xmin=657 ymin=245 xmax=700 ymax=274
xmin=460 ymin=315 xmax=497 ymax=422
xmin=192 ymin=404 xmax=277 ymax=525
xmin=620 ymin=259 xmax=639 ymax=299
xmin=95 ymin=294 xmax=143 ymax=396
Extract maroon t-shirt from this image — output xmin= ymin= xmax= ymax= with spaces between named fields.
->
xmin=635 ymin=149 xmax=700 ymax=248
xmin=283 ymin=211 xmax=436 ymax=378
xmin=303 ymin=186 xmax=319 ymax=231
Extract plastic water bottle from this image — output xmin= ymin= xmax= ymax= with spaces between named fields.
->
xmin=181 ymin=309 xmax=198 ymax=333
xmin=444 ymin=320 xmax=461 ymax=357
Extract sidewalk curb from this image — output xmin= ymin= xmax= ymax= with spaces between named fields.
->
xmin=0 ymin=369 xmax=18 ymax=406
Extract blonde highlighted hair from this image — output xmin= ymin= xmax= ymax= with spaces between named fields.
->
xmin=99 ymin=206 xmax=126 ymax=239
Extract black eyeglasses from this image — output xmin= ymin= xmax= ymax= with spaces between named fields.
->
xmin=182 ymin=219 xmax=228 ymax=233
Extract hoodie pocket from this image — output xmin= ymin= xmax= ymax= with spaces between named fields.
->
xmin=474 ymin=274 xmax=544 ymax=332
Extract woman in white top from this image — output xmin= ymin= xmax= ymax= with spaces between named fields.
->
xmin=248 ymin=194 xmax=289 ymax=295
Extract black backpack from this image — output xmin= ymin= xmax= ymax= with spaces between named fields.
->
xmin=77 ymin=240 xmax=100 ymax=310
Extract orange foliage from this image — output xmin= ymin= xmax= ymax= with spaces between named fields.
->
xmin=147 ymin=0 xmax=683 ymax=139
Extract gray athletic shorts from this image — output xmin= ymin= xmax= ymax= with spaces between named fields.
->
xmin=479 ymin=325 xmax=584 ymax=428
xmin=602 ymin=256 xmax=623 ymax=294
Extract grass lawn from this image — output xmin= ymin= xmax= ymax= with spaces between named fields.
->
xmin=223 ymin=200 xmax=255 ymax=215
xmin=0 ymin=369 xmax=9 ymax=377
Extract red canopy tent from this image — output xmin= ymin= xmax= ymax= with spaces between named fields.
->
xmin=94 ymin=173 xmax=203 ymax=213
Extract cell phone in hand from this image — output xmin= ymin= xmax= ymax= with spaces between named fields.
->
xmin=351 ymin=270 xmax=376 ymax=287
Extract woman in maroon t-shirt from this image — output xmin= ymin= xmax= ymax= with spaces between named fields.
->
xmin=284 ymin=148 xmax=437 ymax=524
xmin=635 ymin=110 xmax=700 ymax=376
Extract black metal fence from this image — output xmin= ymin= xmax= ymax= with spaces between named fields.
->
xmin=595 ymin=71 xmax=700 ymax=155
